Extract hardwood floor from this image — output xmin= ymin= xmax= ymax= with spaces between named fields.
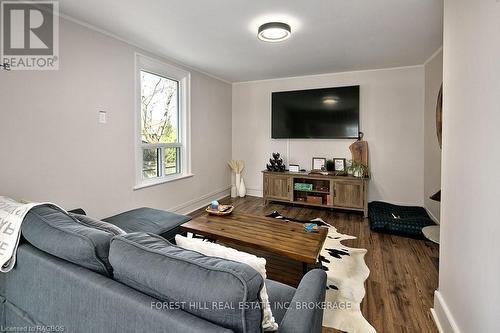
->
xmin=189 ymin=196 xmax=439 ymax=333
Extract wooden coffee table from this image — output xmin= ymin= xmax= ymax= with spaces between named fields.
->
xmin=180 ymin=212 xmax=328 ymax=285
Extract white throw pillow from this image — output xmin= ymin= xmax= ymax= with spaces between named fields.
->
xmin=175 ymin=234 xmax=278 ymax=331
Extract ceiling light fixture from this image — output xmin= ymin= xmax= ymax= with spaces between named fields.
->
xmin=322 ymin=96 xmax=339 ymax=105
xmin=258 ymin=22 xmax=291 ymax=42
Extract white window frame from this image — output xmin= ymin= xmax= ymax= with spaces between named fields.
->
xmin=134 ymin=53 xmax=192 ymax=190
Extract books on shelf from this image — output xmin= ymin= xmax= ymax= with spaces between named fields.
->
xmin=294 ymin=183 xmax=313 ymax=191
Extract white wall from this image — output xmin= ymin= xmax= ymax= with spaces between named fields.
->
xmin=0 ymin=19 xmax=232 ymax=218
xmin=433 ymin=1 xmax=500 ymax=332
xmin=424 ymin=50 xmax=443 ymax=222
xmin=232 ymin=67 xmax=425 ymax=205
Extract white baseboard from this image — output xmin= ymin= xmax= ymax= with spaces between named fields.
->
xmin=431 ymin=308 xmax=444 ymax=333
xmin=246 ymin=188 xmax=263 ymax=198
xmin=379 ymin=200 xmax=424 ymax=207
xmin=243 ymin=190 xmax=426 ymax=208
xmin=170 ymin=186 xmax=230 ymax=215
xmin=432 ymin=290 xmax=461 ymax=333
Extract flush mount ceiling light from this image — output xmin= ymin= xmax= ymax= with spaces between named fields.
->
xmin=258 ymin=22 xmax=291 ymax=42
xmin=322 ymin=96 xmax=339 ymax=105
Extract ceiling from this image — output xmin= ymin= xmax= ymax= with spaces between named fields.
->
xmin=59 ymin=0 xmax=443 ymax=82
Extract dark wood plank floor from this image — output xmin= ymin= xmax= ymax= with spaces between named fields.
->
xmin=189 ymin=196 xmax=439 ymax=333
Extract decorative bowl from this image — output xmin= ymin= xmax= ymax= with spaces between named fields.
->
xmin=206 ymin=205 xmax=234 ymax=216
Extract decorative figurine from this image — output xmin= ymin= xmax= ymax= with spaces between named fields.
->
xmin=266 ymin=152 xmax=286 ymax=172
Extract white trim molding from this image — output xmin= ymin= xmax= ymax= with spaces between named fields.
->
xmin=244 ymin=188 xmax=427 ymax=207
xmin=246 ymin=188 xmax=264 ymax=198
xmin=233 ymin=64 xmax=425 ymax=85
xmin=432 ymin=290 xmax=462 ymax=333
xmin=133 ymin=173 xmax=194 ymax=191
xmin=424 ymin=47 xmax=444 ymax=66
xmin=170 ymin=186 xmax=231 ymax=215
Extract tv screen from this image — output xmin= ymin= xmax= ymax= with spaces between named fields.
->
xmin=272 ymin=85 xmax=360 ymax=139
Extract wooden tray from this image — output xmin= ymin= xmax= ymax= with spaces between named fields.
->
xmin=206 ymin=205 xmax=234 ymax=216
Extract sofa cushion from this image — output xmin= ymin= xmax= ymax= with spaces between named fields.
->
xmin=103 ymin=207 xmax=191 ymax=242
xmin=70 ymin=213 xmax=126 ymax=236
xmin=21 ymin=205 xmax=114 ymax=276
xmin=109 ymin=233 xmax=264 ymax=333
xmin=175 ymin=234 xmax=278 ymax=331
xmin=265 ymin=279 xmax=296 ymax=326
xmin=5 ymin=244 xmax=233 ymax=333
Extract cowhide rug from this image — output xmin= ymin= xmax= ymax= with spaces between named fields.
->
xmin=267 ymin=212 xmax=376 ymax=333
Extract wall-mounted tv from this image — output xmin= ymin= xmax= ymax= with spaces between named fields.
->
xmin=271 ymin=85 xmax=360 ymax=139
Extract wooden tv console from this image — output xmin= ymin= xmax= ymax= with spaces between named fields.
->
xmin=262 ymin=170 xmax=369 ymax=217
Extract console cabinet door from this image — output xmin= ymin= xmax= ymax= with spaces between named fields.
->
xmin=333 ymin=180 xmax=364 ymax=209
xmin=264 ymin=174 xmax=291 ymax=201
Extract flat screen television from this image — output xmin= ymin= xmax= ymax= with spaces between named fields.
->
xmin=271 ymin=85 xmax=360 ymax=139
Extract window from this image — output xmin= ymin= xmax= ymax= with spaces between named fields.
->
xmin=140 ymin=71 xmax=180 ymax=178
xmin=135 ymin=54 xmax=191 ymax=188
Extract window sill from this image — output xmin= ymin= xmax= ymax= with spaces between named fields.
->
xmin=133 ymin=173 xmax=194 ymax=191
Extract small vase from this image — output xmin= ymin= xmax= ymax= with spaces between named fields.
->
xmin=230 ymin=185 xmax=237 ymax=198
xmin=235 ymin=173 xmax=241 ymax=194
xmin=238 ymin=178 xmax=246 ymax=197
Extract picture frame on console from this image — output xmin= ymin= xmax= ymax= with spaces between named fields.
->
xmin=333 ymin=158 xmax=346 ymax=172
xmin=312 ymin=157 xmax=326 ymax=171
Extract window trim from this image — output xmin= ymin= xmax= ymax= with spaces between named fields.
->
xmin=134 ymin=53 xmax=192 ymax=189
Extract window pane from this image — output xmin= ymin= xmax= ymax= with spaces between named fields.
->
xmin=142 ymin=148 xmax=159 ymax=179
xmin=141 ymin=71 xmax=179 ymax=144
xmin=164 ymin=147 xmax=180 ymax=175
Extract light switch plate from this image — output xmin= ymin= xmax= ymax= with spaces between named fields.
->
xmin=98 ymin=111 xmax=107 ymax=124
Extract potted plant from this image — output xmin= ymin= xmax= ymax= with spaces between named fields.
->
xmin=348 ymin=161 xmax=371 ymax=178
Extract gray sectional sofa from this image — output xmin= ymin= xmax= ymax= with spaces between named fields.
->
xmin=0 ymin=205 xmax=326 ymax=333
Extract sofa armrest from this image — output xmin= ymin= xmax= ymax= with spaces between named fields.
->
xmin=277 ymin=269 xmax=326 ymax=333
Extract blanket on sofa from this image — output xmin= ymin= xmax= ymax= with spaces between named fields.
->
xmin=0 ymin=196 xmax=65 ymax=272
